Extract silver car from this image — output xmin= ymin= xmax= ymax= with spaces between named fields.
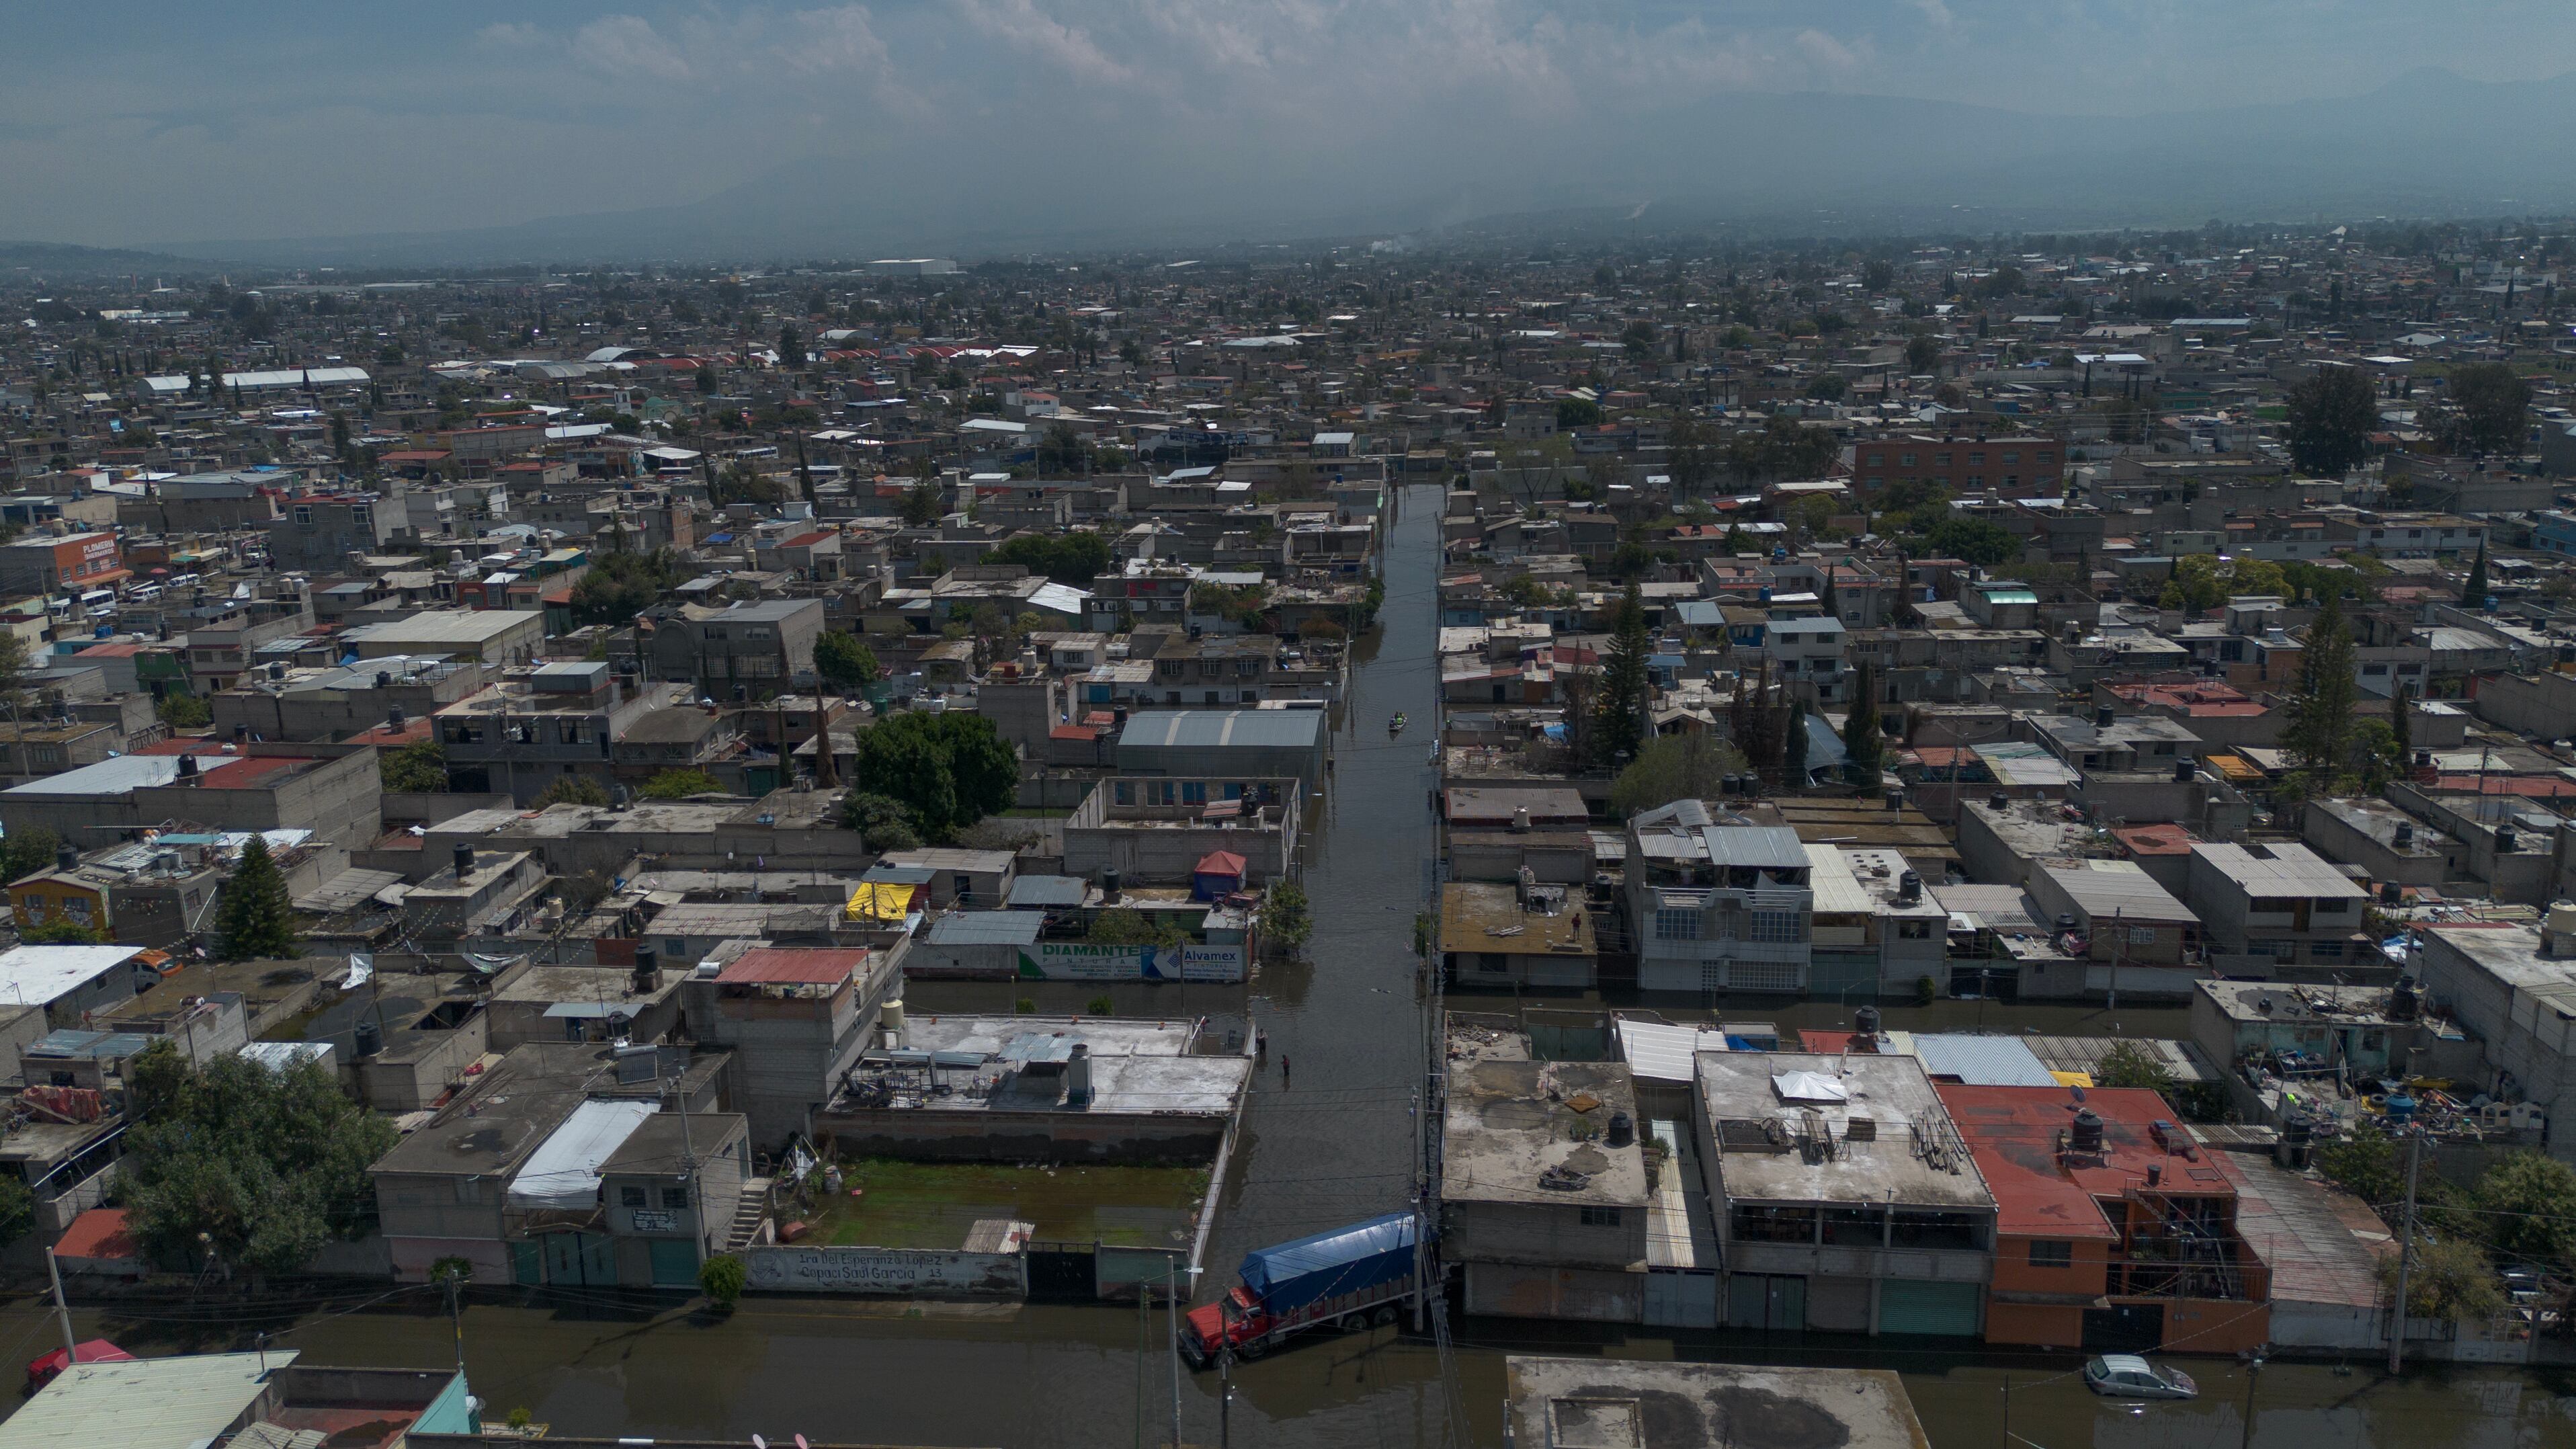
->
xmin=2083 ymin=1354 xmax=2197 ymax=1400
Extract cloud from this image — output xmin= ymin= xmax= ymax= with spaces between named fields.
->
xmin=779 ymin=6 xmax=893 ymax=77
xmin=951 ymin=0 xmax=1132 ymax=83
xmin=1792 ymin=28 xmax=1869 ymax=79
xmin=573 ymin=15 xmax=695 ymax=81
xmin=1910 ymin=0 xmax=1954 ymax=29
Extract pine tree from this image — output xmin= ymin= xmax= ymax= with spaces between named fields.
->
xmin=1783 ymin=703 xmax=1810 ymax=782
xmin=1842 ymin=664 xmax=1883 ymax=785
xmin=215 ymin=836 xmax=298 ymax=960
xmin=2283 ymin=595 xmax=2358 ymax=784
xmin=2462 ymin=538 xmax=2489 ymax=608
xmin=1593 ymin=583 xmax=1652 ymax=768
xmin=2391 ymin=680 xmax=2414 ymax=762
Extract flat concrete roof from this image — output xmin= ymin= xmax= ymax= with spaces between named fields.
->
xmin=1442 ymin=1057 xmax=1649 ymax=1209
xmin=1697 ymin=1051 xmax=1995 ymax=1212
xmin=855 ymin=1014 xmax=1249 ymax=1117
xmin=1503 ymin=1357 xmax=1930 ymax=1449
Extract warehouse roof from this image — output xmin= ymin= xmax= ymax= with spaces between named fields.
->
xmin=0 ymin=1351 xmax=300 ymax=1449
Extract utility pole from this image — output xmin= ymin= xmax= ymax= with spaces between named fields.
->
xmin=2389 ymin=1128 xmax=2423 ymax=1374
xmin=2106 ymin=905 xmax=2124 ymax=1015
xmin=1168 ymin=1266 xmax=1183 ymax=1449
xmin=44 ymin=1247 xmax=77 ymax=1366
xmin=1218 ymin=1352 xmax=1233 ymax=1449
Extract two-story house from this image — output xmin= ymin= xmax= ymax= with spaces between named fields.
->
xmin=1626 ymin=802 xmax=1815 ymax=994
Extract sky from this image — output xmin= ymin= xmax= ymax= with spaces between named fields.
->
xmin=7 ymin=1 xmax=2576 ymax=249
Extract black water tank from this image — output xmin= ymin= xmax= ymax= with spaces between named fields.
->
xmin=2388 ymin=979 xmax=2420 ymax=1021
xmin=1854 ymin=1003 xmax=1884 ymax=1036
xmin=1100 ymin=868 xmax=1122 ymax=905
xmin=354 ymin=1018 xmax=384 ymax=1059
xmin=2070 ymin=1108 xmax=2106 ymax=1154
xmin=53 ymin=843 xmax=77 ymax=872
xmin=633 ymin=944 xmax=660 ymax=993
xmin=453 ymin=842 xmax=474 ymax=878
xmin=387 ymin=705 xmax=406 ymax=731
xmin=1606 ymin=1112 xmax=1635 ymax=1149
xmin=2173 ymin=757 xmax=2194 ymax=782
xmin=1897 ymin=870 xmax=1921 ymax=903
xmin=2094 ymin=704 xmax=2115 ymax=728
xmin=1989 ymin=791 xmax=2011 ymax=811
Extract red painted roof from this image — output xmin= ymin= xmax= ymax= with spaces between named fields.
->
xmin=1934 ymin=1083 xmax=2225 ymax=1239
xmin=53 ymin=1207 xmax=136 ymax=1261
xmin=718 ymin=948 xmax=866 ymax=985
xmin=2114 ymin=824 xmax=2199 ymax=856
xmin=2434 ymin=775 xmax=2576 ymax=798
xmin=1194 ymin=850 xmax=1247 ymax=877
xmin=1049 ymin=724 xmax=1097 ymax=742
xmin=1796 ymin=1029 xmax=1882 ymax=1054
xmin=782 ymin=531 xmax=833 ymax=548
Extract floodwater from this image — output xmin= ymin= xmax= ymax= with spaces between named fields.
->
xmin=7 ymin=483 xmax=2569 ymax=1448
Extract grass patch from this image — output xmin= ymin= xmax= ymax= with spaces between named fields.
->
xmin=791 ymin=1158 xmax=1210 ymax=1251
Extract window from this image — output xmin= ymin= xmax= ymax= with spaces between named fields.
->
xmin=1897 ymin=919 xmax=1934 ymax=940
xmin=2028 ymin=1239 xmax=2073 ymax=1268
xmin=621 ymin=1185 xmax=649 ymax=1208
xmin=1479 ymin=953 xmax=1509 ymax=973
xmin=292 ymin=505 xmax=314 ymax=526
xmin=1654 ymin=907 xmax=1701 ymax=941
xmin=1968 ymin=452 xmax=1986 ymax=465
xmin=1899 ymin=453 xmax=1916 ymax=467
xmin=351 ymin=504 xmax=373 ymax=530
xmin=1579 ymin=1206 xmax=1623 ymax=1227
xmin=1749 ymin=911 xmax=1802 ymax=943
xmin=455 ymin=1179 xmax=484 ymax=1204
xmin=662 ymin=1186 xmax=690 ymax=1210
xmin=1934 ymin=452 xmax=1952 ymax=466
xmin=2001 ymin=450 xmax=2021 ymax=464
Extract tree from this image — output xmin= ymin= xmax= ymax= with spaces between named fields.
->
xmin=2315 ymin=1132 xmax=2406 ymax=1212
xmin=639 ymin=768 xmax=724 ymax=799
xmin=1783 ymin=702 xmax=1809 ymax=780
xmin=216 ymin=836 xmax=298 ymax=960
xmin=2094 ymin=1040 xmax=2178 ymax=1099
xmin=2442 ymin=362 xmax=2530 ymax=454
xmin=534 ymin=776 xmax=610 ymax=808
xmin=1904 ymin=333 xmax=1943 ymax=376
xmin=119 ymin=1043 xmax=394 ymax=1275
xmin=1556 ymin=397 xmax=1604 ymax=430
xmin=1087 ymin=907 xmax=1186 ymax=950
xmin=901 ymin=477 xmax=946 ymax=526
xmin=380 ymin=739 xmax=449 ymax=793
xmin=1609 ymin=733 xmax=1749 ymax=817
xmin=840 ymin=792 xmax=922 ymax=851
xmin=1803 ymin=371 xmax=1849 ymax=402
xmin=21 ymin=919 xmax=108 ymax=944
xmin=1593 ymin=585 xmax=1651 ymax=769
xmin=849 ymin=710 xmax=1020 ymax=841
xmin=2284 ymin=365 xmax=2379 ymax=477
xmin=776 ymin=324 xmax=805 ymax=372
xmin=570 ymin=548 xmax=685 ymax=625
xmin=2391 ymin=680 xmax=2413 ymax=761
xmin=2282 ymin=593 xmax=2358 ymax=786
xmin=1841 ymin=665 xmax=1883 ymax=785
xmin=0 ymin=825 xmax=62 ymax=884
xmin=2462 ymin=538 xmax=2489 ymax=607
xmin=2475 ymin=1153 xmax=2576 ymax=1276
xmin=0 ymin=1176 xmax=32 ymax=1247
xmin=1922 ymin=518 xmax=2020 ymax=568
xmin=989 ymin=529 xmax=1112 ymax=585
xmin=1257 ymin=880 xmax=1313 ymax=958
xmin=699 ymin=1251 xmax=748 ymax=1309
xmin=1035 ymin=422 xmax=1091 ymax=474
xmin=2379 ymin=1236 xmax=2505 ymax=1322
xmin=156 ymin=694 xmax=212 ymax=729
xmin=814 ymin=631 xmax=881 ymax=690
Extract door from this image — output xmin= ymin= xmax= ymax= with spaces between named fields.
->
xmin=647 ymin=1237 xmax=701 ymax=1288
xmin=2082 ymin=1302 xmax=2165 ymax=1353
xmin=1727 ymin=1274 xmax=1804 ymax=1332
xmin=1878 ymin=1280 xmax=1981 ymax=1337
xmin=1026 ymin=1243 xmax=1098 ymax=1301
xmin=540 ymin=1231 xmax=619 ymax=1288
xmin=1645 ymin=1269 xmax=1719 ymax=1329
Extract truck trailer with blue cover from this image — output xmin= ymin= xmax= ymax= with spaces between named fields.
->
xmin=1182 ymin=1212 xmax=1425 ymax=1364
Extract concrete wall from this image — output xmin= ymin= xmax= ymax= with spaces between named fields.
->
xmin=813 ymin=1108 xmax=1229 ymax=1165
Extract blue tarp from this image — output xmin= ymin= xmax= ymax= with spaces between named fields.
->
xmin=1239 ymin=1212 xmax=1418 ymax=1315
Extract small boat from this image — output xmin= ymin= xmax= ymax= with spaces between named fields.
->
xmin=1388 ymin=713 xmax=1407 ymax=735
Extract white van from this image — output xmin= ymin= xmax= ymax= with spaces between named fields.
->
xmin=126 ymin=583 xmax=163 ymax=604
xmin=79 ymin=588 xmax=116 ymax=620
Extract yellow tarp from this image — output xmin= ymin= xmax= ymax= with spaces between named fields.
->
xmin=844 ymin=881 xmax=915 ymax=923
xmin=2050 ymin=1071 xmax=2095 ymax=1089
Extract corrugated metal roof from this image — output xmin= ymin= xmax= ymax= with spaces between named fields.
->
xmin=718 ymin=948 xmax=866 ymax=985
xmin=1007 ymin=876 xmax=1089 ymax=908
xmin=1700 ymin=825 xmax=1810 ymax=868
xmin=1616 ymin=1018 xmax=1731 ymax=1083
xmin=0 ymin=1350 xmax=298 ymax=1449
xmin=1804 ymin=844 xmax=1874 ymax=915
xmin=922 ymin=911 xmax=1044 ymax=946
xmin=1119 ymin=709 xmax=1324 ymax=751
xmin=1910 ymin=1033 xmax=2060 ymax=1087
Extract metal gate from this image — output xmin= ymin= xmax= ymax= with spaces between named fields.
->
xmin=2082 ymin=1302 xmax=2165 ymax=1352
xmin=1645 ymin=1269 xmax=1718 ymax=1328
xmin=1878 ymin=1280 xmax=1981 ymax=1337
xmin=1727 ymin=1273 xmax=1805 ymax=1331
xmin=1025 ymin=1241 xmax=1098 ymax=1301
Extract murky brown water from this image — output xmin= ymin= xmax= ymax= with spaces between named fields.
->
xmin=10 ymin=486 xmax=2566 ymax=1448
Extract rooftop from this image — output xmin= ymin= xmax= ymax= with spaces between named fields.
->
xmin=1442 ymin=1052 xmax=1649 ymax=1208
xmin=1503 ymin=1358 xmax=1930 ymax=1449
xmin=1935 ymin=1083 xmax=2232 ymax=1239
xmin=0 ymin=1351 xmax=296 ymax=1449
xmin=1696 ymin=1051 xmax=1994 ymax=1211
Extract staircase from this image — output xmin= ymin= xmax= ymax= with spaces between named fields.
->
xmin=721 ymin=1177 xmax=773 ymax=1252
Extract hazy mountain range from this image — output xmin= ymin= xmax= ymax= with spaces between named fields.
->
xmin=22 ymin=68 xmax=2576 ymax=271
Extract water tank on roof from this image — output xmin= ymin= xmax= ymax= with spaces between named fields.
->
xmin=1854 ymin=1004 xmax=1883 ymax=1037
xmin=2069 ymin=1108 xmax=2106 ymax=1155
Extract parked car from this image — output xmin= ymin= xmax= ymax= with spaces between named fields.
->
xmin=26 ymin=1341 xmax=132 ymax=1393
xmin=2083 ymin=1354 xmax=2196 ymax=1400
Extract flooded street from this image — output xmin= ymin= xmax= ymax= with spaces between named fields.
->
xmin=8 ymin=483 xmax=2571 ymax=1448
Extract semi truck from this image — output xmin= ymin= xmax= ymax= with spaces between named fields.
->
xmin=1181 ymin=1212 xmax=1425 ymax=1366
